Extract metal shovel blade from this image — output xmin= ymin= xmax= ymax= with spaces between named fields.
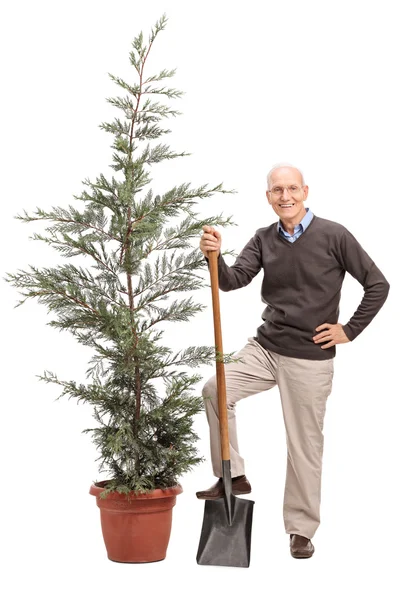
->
xmin=196 ymin=462 xmax=254 ymax=568
xmin=196 ymin=494 xmax=254 ymax=567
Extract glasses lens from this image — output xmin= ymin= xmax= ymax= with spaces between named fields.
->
xmin=271 ymin=186 xmax=301 ymax=195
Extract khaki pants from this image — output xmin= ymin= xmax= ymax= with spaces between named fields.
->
xmin=202 ymin=337 xmax=334 ymax=539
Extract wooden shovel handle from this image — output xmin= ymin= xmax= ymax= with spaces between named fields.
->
xmin=208 ymin=251 xmax=230 ymax=461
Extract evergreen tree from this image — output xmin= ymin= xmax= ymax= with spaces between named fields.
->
xmin=5 ymin=14 xmax=238 ymax=497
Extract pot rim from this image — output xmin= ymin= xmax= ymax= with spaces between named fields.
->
xmin=89 ymin=480 xmax=183 ymax=499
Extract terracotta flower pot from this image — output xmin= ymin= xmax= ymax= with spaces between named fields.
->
xmin=89 ymin=480 xmax=183 ymax=563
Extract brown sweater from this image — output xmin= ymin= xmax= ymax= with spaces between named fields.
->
xmin=205 ymin=214 xmax=390 ymax=360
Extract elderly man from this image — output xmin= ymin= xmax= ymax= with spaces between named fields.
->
xmin=197 ymin=164 xmax=389 ymax=559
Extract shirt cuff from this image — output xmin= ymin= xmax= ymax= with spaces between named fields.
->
xmin=342 ymin=324 xmax=355 ymax=342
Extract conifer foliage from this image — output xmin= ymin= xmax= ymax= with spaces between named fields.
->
xmin=5 ymin=15 xmax=236 ymax=496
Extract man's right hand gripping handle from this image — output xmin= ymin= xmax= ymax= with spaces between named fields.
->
xmin=199 ymin=225 xmax=221 ymax=259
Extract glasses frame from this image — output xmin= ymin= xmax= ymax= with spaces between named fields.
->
xmin=267 ymin=185 xmax=305 ymax=196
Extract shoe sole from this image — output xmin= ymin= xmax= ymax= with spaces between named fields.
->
xmin=290 ymin=548 xmax=315 ymax=559
xmin=196 ymin=489 xmax=252 ymax=500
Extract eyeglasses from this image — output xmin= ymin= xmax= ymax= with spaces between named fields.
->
xmin=268 ymin=185 xmax=304 ymax=196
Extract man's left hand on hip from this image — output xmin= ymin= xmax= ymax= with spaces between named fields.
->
xmin=313 ymin=323 xmax=350 ymax=349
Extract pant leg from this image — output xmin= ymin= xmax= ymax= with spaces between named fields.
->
xmin=276 ymin=355 xmax=334 ymax=539
xmin=202 ymin=337 xmax=277 ymax=478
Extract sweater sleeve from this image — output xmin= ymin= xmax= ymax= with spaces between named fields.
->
xmin=204 ymin=232 xmax=262 ymax=291
xmin=337 ymin=229 xmax=390 ymax=341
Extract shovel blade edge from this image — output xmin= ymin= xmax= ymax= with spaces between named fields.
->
xmin=196 ymin=495 xmax=254 ymax=568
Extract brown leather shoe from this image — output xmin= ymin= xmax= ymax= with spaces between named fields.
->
xmin=290 ymin=534 xmax=315 ymax=559
xmin=196 ymin=475 xmax=251 ymax=500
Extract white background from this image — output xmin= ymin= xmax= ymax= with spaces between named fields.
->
xmin=1 ymin=1 xmax=399 ymax=598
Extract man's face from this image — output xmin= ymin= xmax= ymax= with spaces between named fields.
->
xmin=266 ymin=167 xmax=309 ymax=222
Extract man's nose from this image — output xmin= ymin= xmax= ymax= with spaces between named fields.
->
xmin=282 ymin=187 xmax=291 ymax=199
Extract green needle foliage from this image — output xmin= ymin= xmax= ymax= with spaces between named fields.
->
xmin=5 ymin=14 xmax=239 ymax=498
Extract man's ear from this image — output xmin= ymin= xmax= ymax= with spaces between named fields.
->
xmin=266 ymin=190 xmax=272 ymax=205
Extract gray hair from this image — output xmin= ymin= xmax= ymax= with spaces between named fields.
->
xmin=267 ymin=163 xmax=305 ymax=189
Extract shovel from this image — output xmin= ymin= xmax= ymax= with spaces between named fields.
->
xmin=196 ymin=249 xmax=255 ymax=568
